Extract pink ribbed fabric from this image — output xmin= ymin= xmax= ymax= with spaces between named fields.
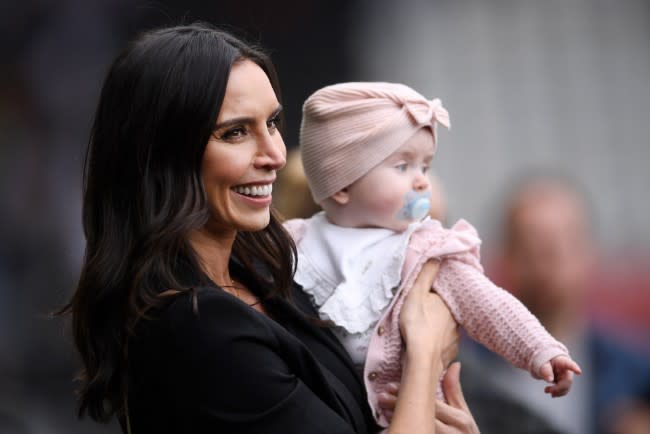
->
xmin=284 ymin=216 xmax=570 ymax=428
xmin=363 ymin=220 xmax=568 ymax=427
xmin=299 ymin=82 xmax=450 ymax=204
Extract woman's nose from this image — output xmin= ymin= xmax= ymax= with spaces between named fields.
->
xmin=254 ymin=131 xmax=286 ymax=171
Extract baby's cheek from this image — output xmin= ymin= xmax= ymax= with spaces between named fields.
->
xmin=367 ymin=195 xmax=403 ymax=217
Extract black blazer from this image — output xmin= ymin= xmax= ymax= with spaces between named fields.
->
xmin=125 ymin=274 xmax=378 ymax=434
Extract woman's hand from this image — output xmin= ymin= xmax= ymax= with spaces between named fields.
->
xmin=377 ymin=382 xmax=399 ymax=422
xmin=385 ymin=259 xmax=462 ymax=434
xmin=435 ymin=362 xmax=480 ymax=434
xmin=399 ymin=260 xmax=459 ymax=363
xmin=378 ymin=363 xmax=481 ymax=434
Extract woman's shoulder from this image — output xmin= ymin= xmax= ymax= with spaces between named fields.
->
xmin=163 ymin=286 xmax=239 ymax=317
xmin=165 ymin=287 xmax=272 ymax=335
xmin=134 ymin=287 xmax=275 ymax=360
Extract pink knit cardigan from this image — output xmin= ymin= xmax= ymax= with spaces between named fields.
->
xmin=286 ymin=218 xmax=569 ymax=427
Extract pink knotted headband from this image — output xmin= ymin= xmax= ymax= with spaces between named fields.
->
xmin=299 ymin=82 xmax=450 ymax=203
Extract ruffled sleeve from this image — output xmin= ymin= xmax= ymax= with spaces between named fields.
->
xmin=301 ymin=224 xmax=413 ymax=334
xmin=283 ymin=218 xmax=307 ymax=244
xmin=402 ymin=218 xmax=483 ymax=279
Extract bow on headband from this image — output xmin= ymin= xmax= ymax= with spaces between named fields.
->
xmin=403 ymin=98 xmax=451 ymax=131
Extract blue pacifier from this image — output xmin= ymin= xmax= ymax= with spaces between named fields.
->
xmin=396 ymin=191 xmax=431 ymax=221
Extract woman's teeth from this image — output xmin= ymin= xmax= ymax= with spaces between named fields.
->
xmin=232 ymin=184 xmax=273 ymax=197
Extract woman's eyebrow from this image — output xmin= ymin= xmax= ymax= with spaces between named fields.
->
xmin=214 ymin=117 xmax=253 ymax=130
xmin=269 ymin=104 xmax=283 ymax=118
xmin=214 ymin=104 xmax=283 ymax=130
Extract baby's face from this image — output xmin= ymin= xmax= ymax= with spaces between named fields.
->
xmin=343 ymin=129 xmax=434 ymax=231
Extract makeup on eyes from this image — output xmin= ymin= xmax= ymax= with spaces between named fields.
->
xmin=213 ymin=105 xmax=283 ymax=141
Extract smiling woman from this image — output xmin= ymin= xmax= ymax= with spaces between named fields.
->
xmin=198 ymin=60 xmax=286 ymax=235
xmin=59 ymin=23 xmax=477 ymax=434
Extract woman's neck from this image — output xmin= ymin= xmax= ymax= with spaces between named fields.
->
xmin=188 ymin=227 xmax=236 ymax=287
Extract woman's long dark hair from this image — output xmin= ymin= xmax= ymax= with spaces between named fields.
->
xmin=60 ymin=23 xmax=296 ymax=422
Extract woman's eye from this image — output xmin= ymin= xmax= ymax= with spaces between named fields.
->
xmin=267 ymin=115 xmax=280 ymax=132
xmin=221 ymin=127 xmax=246 ymax=140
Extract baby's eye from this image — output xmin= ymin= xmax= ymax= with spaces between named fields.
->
xmin=395 ymin=163 xmax=408 ymax=173
xmin=422 ymin=164 xmax=430 ymax=174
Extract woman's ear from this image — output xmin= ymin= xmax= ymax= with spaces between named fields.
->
xmin=330 ymin=188 xmax=350 ymax=205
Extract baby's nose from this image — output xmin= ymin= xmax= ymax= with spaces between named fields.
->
xmin=413 ymin=173 xmax=430 ymax=192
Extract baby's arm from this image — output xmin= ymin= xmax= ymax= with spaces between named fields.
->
xmin=433 ymin=259 xmax=581 ymax=392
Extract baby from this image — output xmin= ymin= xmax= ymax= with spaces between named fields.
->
xmin=284 ymin=82 xmax=581 ymax=428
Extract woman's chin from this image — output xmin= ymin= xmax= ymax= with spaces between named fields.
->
xmin=236 ymin=213 xmax=271 ymax=232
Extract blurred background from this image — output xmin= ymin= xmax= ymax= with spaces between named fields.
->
xmin=0 ymin=0 xmax=648 ymax=433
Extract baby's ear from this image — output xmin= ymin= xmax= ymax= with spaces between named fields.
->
xmin=330 ymin=188 xmax=350 ymax=205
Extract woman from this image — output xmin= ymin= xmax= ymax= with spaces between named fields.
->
xmin=62 ymin=23 xmax=479 ymax=433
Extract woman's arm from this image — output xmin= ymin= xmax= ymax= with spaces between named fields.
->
xmin=378 ymin=363 xmax=481 ymax=434
xmin=385 ymin=259 xmax=460 ymax=434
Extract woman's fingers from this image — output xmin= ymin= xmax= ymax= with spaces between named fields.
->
xmin=377 ymin=381 xmax=400 ymax=422
xmin=441 ymin=362 xmax=470 ymax=411
xmin=412 ymin=259 xmax=440 ymax=296
xmin=435 ymin=401 xmax=468 ymax=427
xmin=440 ymin=326 xmax=461 ymax=368
xmin=435 ymin=362 xmax=481 ymax=433
xmin=399 ymin=259 xmax=445 ymax=349
xmin=435 ymin=405 xmax=480 ymax=434
xmin=385 ymin=382 xmax=400 ymax=394
xmin=377 ymin=391 xmax=397 ymax=409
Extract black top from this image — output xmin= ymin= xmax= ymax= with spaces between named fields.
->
xmin=125 ymin=269 xmax=378 ymax=434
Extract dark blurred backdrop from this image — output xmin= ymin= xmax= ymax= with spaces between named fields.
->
xmin=0 ymin=1 xmax=648 ymax=433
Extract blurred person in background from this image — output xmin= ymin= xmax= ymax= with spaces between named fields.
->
xmin=427 ymin=171 xmax=447 ymax=225
xmin=428 ymin=172 xmax=565 ymax=433
xmin=461 ymin=173 xmax=650 ymax=434
xmin=273 ymin=148 xmax=321 ymax=219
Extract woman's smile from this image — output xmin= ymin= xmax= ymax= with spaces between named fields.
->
xmin=231 ymin=182 xmax=274 ymax=206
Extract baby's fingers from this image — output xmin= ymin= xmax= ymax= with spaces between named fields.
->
xmin=544 ymin=382 xmax=570 ymax=397
xmin=539 ymin=362 xmax=554 ymax=383
xmin=563 ymin=359 xmax=582 ymax=375
xmin=552 ymin=356 xmax=582 ymax=375
xmin=544 ymin=369 xmax=574 ymax=398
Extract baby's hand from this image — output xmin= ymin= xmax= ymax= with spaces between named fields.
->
xmin=539 ymin=355 xmax=582 ymax=398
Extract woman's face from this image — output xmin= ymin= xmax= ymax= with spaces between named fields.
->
xmin=201 ymin=59 xmax=286 ymax=236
